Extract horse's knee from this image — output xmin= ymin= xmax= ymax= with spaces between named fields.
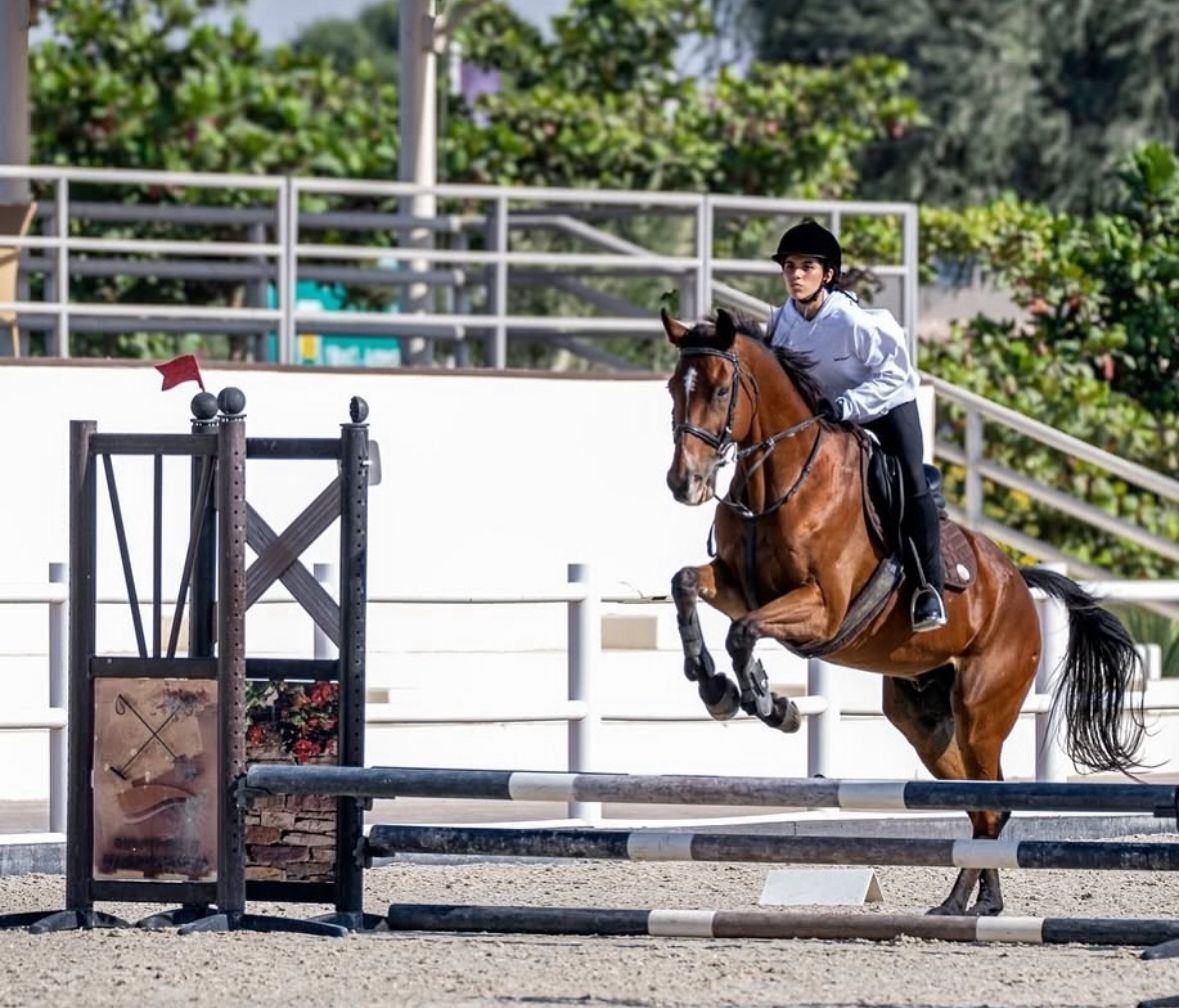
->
xmin=671 ymin=567 xmax=700 ymax=602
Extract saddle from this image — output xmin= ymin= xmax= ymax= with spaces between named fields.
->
xmin=863 ymin=443 xmax=976 ymax=592
xmin=790 ymin=434 xmax=976 ymax=660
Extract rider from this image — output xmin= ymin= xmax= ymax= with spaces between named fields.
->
xmin=764 ymin=218 xmax=947 ymax=632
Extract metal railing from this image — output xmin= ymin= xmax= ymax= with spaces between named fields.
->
xmin=4 ymin=563 xmax=1176 ymax=831
xmin=0 ymin=165 xmax=920 ymax=368
xmin=929 ymin=376 xmax=1179 ymax=587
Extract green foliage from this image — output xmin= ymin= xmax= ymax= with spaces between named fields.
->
xmin=728 ymin=0 xmax=1179 ymax=211
xmin=288 ymin=1 xmax=399 ymax=82
xmin=918 ymin=147 xmax=1179 ymax=579
xmin=1109 ymin=606 xmax=1179 ymax=679
xmin=920 ymin=145 xmax=1179 ymax=414
xmin=445 ymin=0 xmax=919 ymax=197
xmin=30 ymin=0 xmax=400 ymax=357
xmin=32 ymin=0 xmax=398 ymax=177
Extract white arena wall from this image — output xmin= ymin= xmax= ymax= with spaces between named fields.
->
xmin=0 ymin=361 xmax=1173 ymax=811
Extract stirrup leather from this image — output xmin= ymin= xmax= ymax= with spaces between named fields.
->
xmin=910 ymin=585 xmax=947 ymax=632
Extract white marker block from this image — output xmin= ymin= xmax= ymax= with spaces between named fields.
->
xmin=758 ymin=867 xmax=883 ymax=907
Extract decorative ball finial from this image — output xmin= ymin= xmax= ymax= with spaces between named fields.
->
xmin=218 ymin=386 xmax=246 ymax=416
xmin=349 ymin=396 xmax=369 ymax=424
xmin=191 ymin=391 xmax=219 ymax=421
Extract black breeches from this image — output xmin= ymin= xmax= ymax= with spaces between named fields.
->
xmin=863 ymin=400 xmax=943 ymax=594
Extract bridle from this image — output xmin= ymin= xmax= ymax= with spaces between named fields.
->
xmin=672 ymin=346 xmax=745 ymax=455
xmin=673 ymin=343 xmax=825 ymax=520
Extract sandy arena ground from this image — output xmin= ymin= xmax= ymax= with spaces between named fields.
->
xmin=0 ymin=840 xmax=1178 ymax=1008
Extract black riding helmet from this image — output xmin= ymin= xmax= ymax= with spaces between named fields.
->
xmin=771 ymin=219 xmax=842 ymax=283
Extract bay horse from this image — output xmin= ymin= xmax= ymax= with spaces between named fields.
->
xmin=663 ymin=307 xmax=1146 ymax=917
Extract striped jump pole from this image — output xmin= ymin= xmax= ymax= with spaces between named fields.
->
xmin=367 ymin=825 xmax=1179 ymax=871
xmin=241 ymin=765 xmax=1179 ymax=818
xmin=386 ymin=903 xmax=1179 ymax=947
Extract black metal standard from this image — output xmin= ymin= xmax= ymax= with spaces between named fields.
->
xmin=0 ymin=391 xmax=371 ymax=936
xmin=179 ymin=393 xmax=344 ymax=938
xmin=138 ymin=396 xmax=221 ymax=930
xmin=309 ymin=397 xmax=383 ymax=933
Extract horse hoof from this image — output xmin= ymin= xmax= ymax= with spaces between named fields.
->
xmin=924 ymin=903 xmax=964 ymax=917
xmin=759 ymin=697 xmax=801 ymax=733
xmin=699 ymin=676 xmax=740 ymax=720
xmin=966 ymin=902 xmax=1003 ymax=917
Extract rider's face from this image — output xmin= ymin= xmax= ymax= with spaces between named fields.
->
xmin=781 ymin=255 xmax=829 ymax=302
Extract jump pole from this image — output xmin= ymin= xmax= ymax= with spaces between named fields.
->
xmin=367 ymin=825 xmax=1179 ymax=871
xmin=386 ymin=903 xmax=1179 ymax=946
xmin=242 ymin=765 xmax=1179 ymax=818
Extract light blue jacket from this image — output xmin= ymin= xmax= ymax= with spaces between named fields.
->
xmin=765 ymin=290 xmax=918 ymax=423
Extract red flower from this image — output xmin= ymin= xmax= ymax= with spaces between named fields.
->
xmin=309 ymin=682 xmax=337 ymax=708
xmin=307 ymin=717 xmax=321 ymax=730
xmin=291 ymin=739 xmax=322 ymax=764
xmin=247 ymin=725 xmax=265 ymax=746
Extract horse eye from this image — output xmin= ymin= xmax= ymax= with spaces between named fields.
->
xmin=713 ymin=386 xmax=730 ymax=400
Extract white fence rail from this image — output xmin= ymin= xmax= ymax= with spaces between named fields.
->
xmin=0 ymin=165 xmax=920 ymax=368
xmin=3 ymin=563 xmax=1177 ymax=831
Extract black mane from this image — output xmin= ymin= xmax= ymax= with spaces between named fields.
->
xmin=678 ymin=313 xmax=826 ymax=415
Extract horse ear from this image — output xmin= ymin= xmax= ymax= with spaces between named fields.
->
xmin=661 ymin=307 xmax=690 ymax=345
xmin=715 ymin=309 xmax=736 ymax=348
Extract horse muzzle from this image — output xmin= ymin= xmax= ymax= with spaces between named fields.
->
xmin=666 ymin=465 xmax=715 ymax=506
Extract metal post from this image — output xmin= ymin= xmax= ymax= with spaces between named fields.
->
xmin=47 ymin=561 xmax=67 ymax=835
xmin=1035 ymin=562 xmax=1070 ymax=782
xmin=964 ymin=407 xmax=983 ymax=529
xmin=492 ymin=195 xmax=508 ymax=369
xmin=566 ymin=564 xmax=601 ymax=824
xmin=66 ymin=420 xmax=96 ymax=911
xmin=313 ymin=563 xmax=339 ymax=660
xmin=902 ymin=204 xmax=920 ymax=363
xmin=276 ymin=179 xmax=296 ymax=365
xmin=215 ymin=405 xmax=248 ymax=918
xmin=335 ymin=409 xmax=370 ymax=918
xmin=54 ymin=177 xmax=69 ymax=357
xmin=189 ymin=408 xmax=218 ymax=659
xmin=399 ymin=0 xmax=438 ymax=366
xmin=806 ymin=658 xmax=839 ymax=779
xmin=695 ymin=196 xmax=712 ymax=323
xmin=0 ymin=1 xmax=30 ymax=205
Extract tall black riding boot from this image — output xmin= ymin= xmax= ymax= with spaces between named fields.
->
xmin=906 ymin=491 xmax=947 ymax=632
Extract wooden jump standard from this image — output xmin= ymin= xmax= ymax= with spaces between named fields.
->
xmin=366 ymin=825 xmax=1179 ymax=871
xmin=385 ymin=904 xmax=1179 ymax=947
xmin=241 ymin=764 xmax=1179 ymax=818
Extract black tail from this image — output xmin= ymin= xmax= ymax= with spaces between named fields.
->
xmin=1020 ymin=567 xmax=1146 ymax=774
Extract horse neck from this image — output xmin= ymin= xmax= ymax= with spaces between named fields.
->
xmin=736 ymin=347 xmax=824 ymax=511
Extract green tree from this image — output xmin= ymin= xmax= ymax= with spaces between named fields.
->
xmin=921 ymin=145 xmax=1179 ymax=414
xmin=724 ymin=0 xmax=1179 ymax=210
xmin=32 ymin=0 xmax=398 ymax=176
xmin=447 ymin=0 xmax=919 ymax=197
xmin=288 ymin=1 xmax=400 ymax=83
xmin=30 ymin=0 xmax=400 ymax=357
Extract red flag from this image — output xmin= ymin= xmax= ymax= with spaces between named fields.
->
xmin=155 ymin=354 xmax=205 ymax=392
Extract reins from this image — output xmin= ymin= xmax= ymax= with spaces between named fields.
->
xmin=674 ymin=343 xmax=825 ymax=522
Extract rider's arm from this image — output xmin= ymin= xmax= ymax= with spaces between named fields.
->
xmin=835 ymin=317 xmax=916 ymax=422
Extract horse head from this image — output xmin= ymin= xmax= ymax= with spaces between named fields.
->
xmin=662 ymin=308 xmax=749 ymax=505
xmin=662 ymin=307 xmax=822 ymax=506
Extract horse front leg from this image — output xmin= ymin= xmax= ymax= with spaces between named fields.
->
xmin=671 ymin=563 xmax=745 ymax=720
xmin=726 ymin=583 xmax=828 ymax=732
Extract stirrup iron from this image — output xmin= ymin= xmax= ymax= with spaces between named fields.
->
xmin=911 ymin=585 xmax=947 ymax=633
